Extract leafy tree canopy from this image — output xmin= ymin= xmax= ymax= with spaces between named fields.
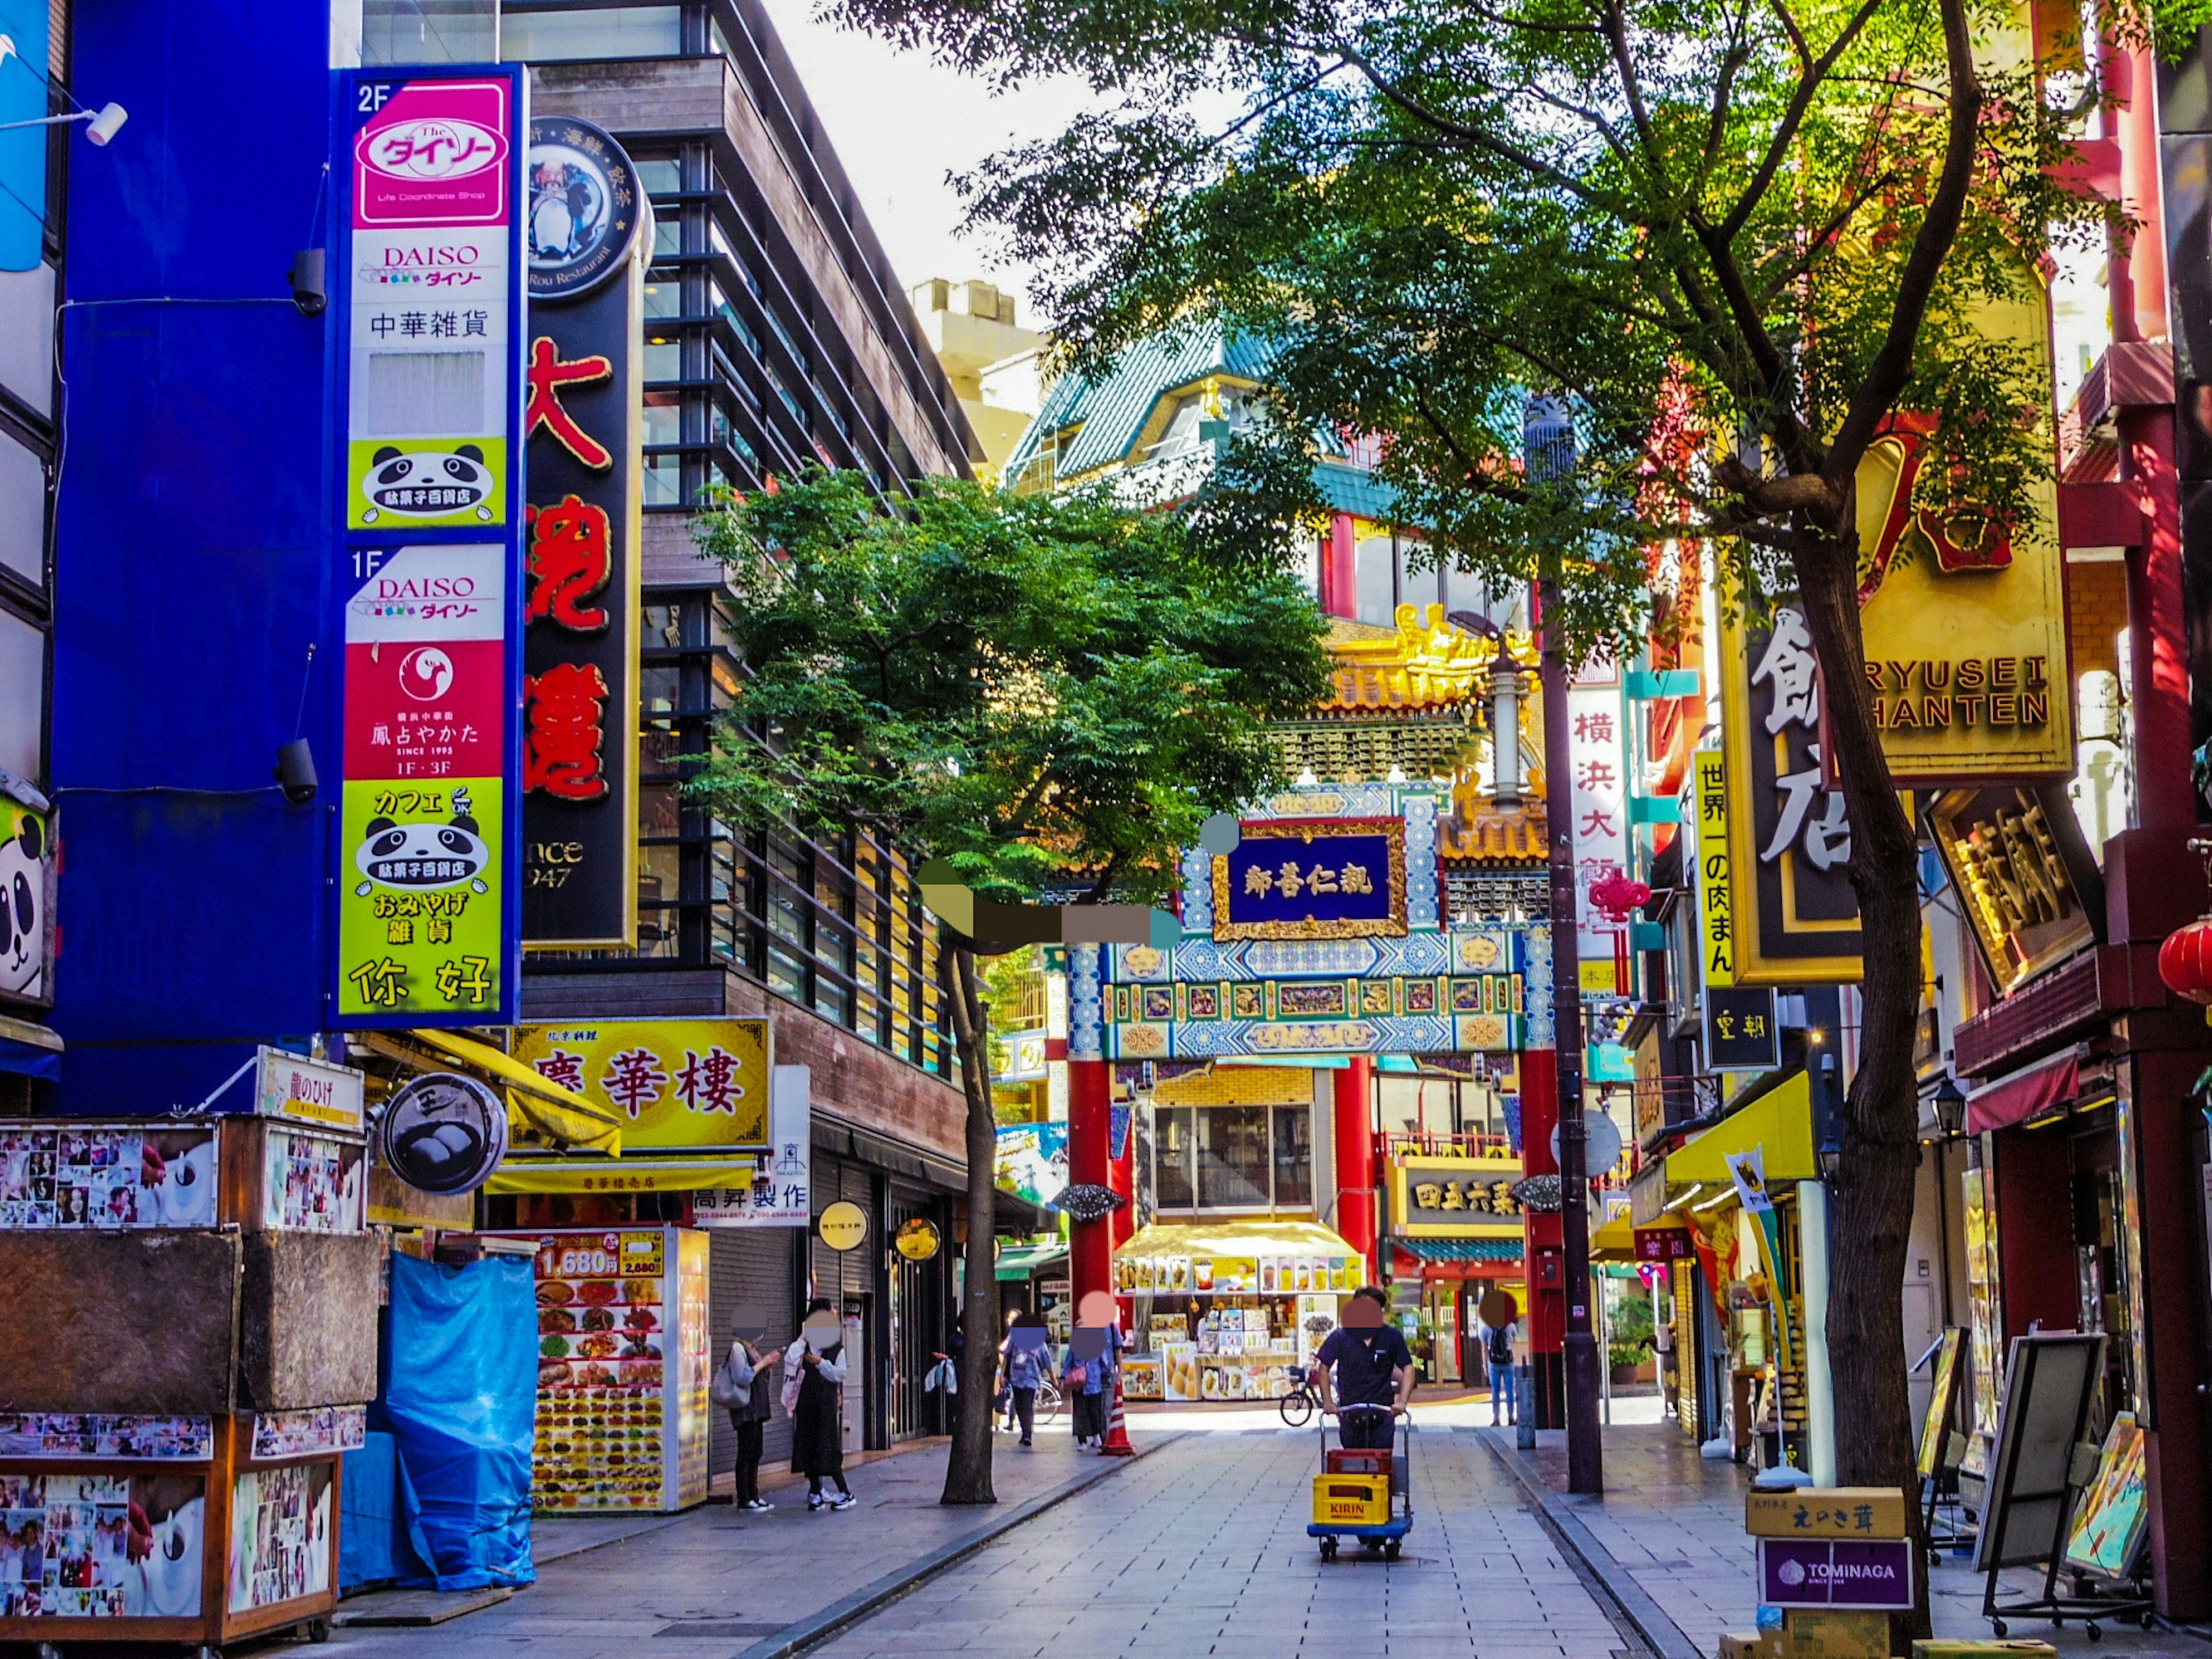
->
xmin=689 ymin=472 xmax=1331 ymax=904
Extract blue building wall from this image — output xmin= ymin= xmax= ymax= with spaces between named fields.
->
xmin=50 ymin=2 xmax=338 ymax=1109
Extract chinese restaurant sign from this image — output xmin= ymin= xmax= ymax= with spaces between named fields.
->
xmin=335 ymin=68 xmax=527 ymax=1025
xmin=1691 ymin=748 xmax=1735 ymax=987
xmin=1719 ymin=604 xmax=1863 ymax=984
xmin=1391 ymin=1155 xmax=1527 ymax=1237
xmin=512 ymin=1018 xmax=771 ymax=1151
xmin=1702 ymin=986 xmax=1779 ymax=1073
xmin=1212 ymin=817 xmax=1407 ymax=940
xmin=521 ymin=115 xmax=642 ymax=948
xmin=1567 ymin=657 xmax=1629 ymax=994
xmin=1927 ymin=784 xmax=2100 ymax=993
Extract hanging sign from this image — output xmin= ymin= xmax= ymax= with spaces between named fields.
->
xmin=1927 ymin=784 xmax=2101 ymax=994
xmin=380 ymin=1071 xmax=509 ymax=1194
xmin=0 ymin=787 xmax=52 ymax=1009
xmin=335 ymin=67 xmax=528 ymax=1027
xmin=893 ymin=1217 xmax=942 ymax=1262
xmin=819 ymin=1200 xmax=869 ymax=1252
xmin=694 ymin=1064 xmax=812 ymax=1227
xmin=1567 ymin=655 xmax=1629 ymax=994
xmin=1691 ymin=748 xmax=1735 ymax=987
xmin=1702 ymin=987 xmax=1779 ymax=1074
xmin=1212 ymin=817 xmax=1407 ymax=940
xmin=521 ymin=115 xmax=642 ymax=947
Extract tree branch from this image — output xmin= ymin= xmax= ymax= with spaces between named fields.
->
xmin=1823 ymin=0 xmax=1982 ymax=490
xmin=1717 ymin=0 xmax=1891 ymax=243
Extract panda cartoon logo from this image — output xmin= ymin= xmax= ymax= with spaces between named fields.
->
xmin=0 ymin=810 xmax=45 ymax=1001
xmin=360 ymin=444 xmax=495 ymax=524
xmin=353 ymin=788 xmax=492 ymax=897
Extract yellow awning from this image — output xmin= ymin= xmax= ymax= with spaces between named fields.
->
xmin=351 ymin=1028 xmax=624 ymax=1156
xmin=1117 ymin=1219 xmax=1363 ymax=1260
xmin=1590 ymin=1209 xmax=1638 ymax=1262
xmin=1665 ymin=1070 xmax=1815 ymax=1185
xmin=485 ymin=1154 xmax=752 ymax=1195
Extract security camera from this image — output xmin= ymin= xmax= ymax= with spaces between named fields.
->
xmin=289 ymin=249 xmax=327 ymax=317
xmin=275 ymin=739 xmax=318 ymax=805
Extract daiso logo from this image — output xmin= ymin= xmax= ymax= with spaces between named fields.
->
xmin=362 ymin=118 xmax=505 ymax=181
xmin=375 ymin=573 xmax=478 ymax=601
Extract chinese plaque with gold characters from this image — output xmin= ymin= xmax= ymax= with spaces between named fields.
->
xmin=1213 ymin=817 xmax=1407 ymax=941
xmin=1391 ymin=1154 xmax=1529 ymax=1237
xmin=1927 ymin=785 xmax=2101 ymax=994
xmin=521 ymin=115 xmax=643 ymax=948
xmin=335 ymin=68 xmax=528 ymax=1025
xmin=512 ymin=1020 xmax=771 ymax=1153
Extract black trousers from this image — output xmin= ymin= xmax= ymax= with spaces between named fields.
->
xmin=1072 ymin=1390 xmax=1105 ymax=1443
xmin=1339 ymin=1410 xmax=1395 ymax=1450
xmin=1011 ymin=1385 xmax=1036 ymax=1441
xmin=733 ymin=1417 xmax=764 ymax=1503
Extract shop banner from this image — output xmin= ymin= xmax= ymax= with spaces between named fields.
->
xmin=511 ymin=1018 xmax=771 ymax=1151
xmin=995 ymin=1121 xmax=1068 ymax=1208
xmin=520 ymin=115 xmax=642 ymax=947
xmin=1719 ymin=605 xmax=1863 ymax=984
xmin=1211 ymin=817 xmax=1407 ymax=941
xmin=335 ymin=67 xmax=528 ymax=1027
xmin=1567 ymin=656 xmax=1628 ymax=993
xmin=0 ymin=788 xmax=51 ymax=1009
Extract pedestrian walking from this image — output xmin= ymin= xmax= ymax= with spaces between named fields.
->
xmin=1482 ymin=1313 xmax=1518 ymax=1426
xmin=787 ymin=1299 xmax=856 ymax=1510
xmin=1655 ymin=1311 xmax=1679 ymax=1419
xmin=714 ymin=1308 xmax=777 ymax=1510
xmin=995 ymin=1306 xmax=1021 ymax=1432
xmin=1002 ymin=1312 xmax=1049 ymax=1447
xmin=1065 ymin=1290 xmax=1120 ymax=1449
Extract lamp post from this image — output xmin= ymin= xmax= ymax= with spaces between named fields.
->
xmin=1932 ymin=1074 xmax=1968 ymax=1141
xmin=1487 ymin=631 xmax=1527 ymax=809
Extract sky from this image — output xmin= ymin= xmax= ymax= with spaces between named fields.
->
xmin=757 ymin=0 xmax=1090 ymax=326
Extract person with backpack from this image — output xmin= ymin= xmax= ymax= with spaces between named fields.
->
xmin=1484 ymin=1314 xmax=1520 ymax=1426
xmin=713 ymin=1308 xmax=777 ymax=1511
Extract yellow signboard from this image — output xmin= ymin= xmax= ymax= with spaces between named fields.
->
xmin=510 ymin=1018 xmax=771 ymax=1151
xmin=1391 ymin=1154 xmax=1527 ymax=1238
xmin=1691 ymin=749 xmax=1735 ymax=988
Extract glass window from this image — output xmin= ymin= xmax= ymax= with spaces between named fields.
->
xmin=1272 ymin=1107 xmax=1312 ymax=1207
xmin=643 ymin=338 xmax=683 ymax=382
xmin=1197 ymin=1105 xmax=1271 ymax=1209
xmin=499 ymin=5 xmax=681 ymax=61
xmin=365 ymin=0 xmax=497 ymax=63
xmin=1156 ymin=1107 xmax=1195 ymax=1209
xmin=0 ymin=608 xmax=41 ymax=780
xmin=635 ymin=158 xmax=683 ymax=195
xmin=643 ymin=453 xmax=682 ymax=507
xmin=1355 ymin=536 xmax=1397 ymax=627
xmin=643 ymin=279 xmax=682 ymax=319
xmin=640 ymin=665 xmax=681 ymax=716
xmin=767 ymin=943 xmax=806 ymax=998
xmin=653 ymin=217 xmax=683 ymax=259
xmin=0 ymin=434 xmax=45 ymax=588
xmin=643 ymin=393 xmax=681 ymax=448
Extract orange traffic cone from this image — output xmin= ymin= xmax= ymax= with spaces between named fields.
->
xmin=1101 ymin=1369 xmax=1134 ymax=1457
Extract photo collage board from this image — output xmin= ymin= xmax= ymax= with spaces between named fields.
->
xmin=226 ymin=1463 xmax=333 ymax=1613
xmin=0 ymin=1472 xmax=206 ymax=1620
xmin=0 ymin=1124 xmax=217 ymax=1230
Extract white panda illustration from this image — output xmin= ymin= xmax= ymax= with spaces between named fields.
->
xmin=353 ymin=790 xmax=491 ymax=897
xmin=0 ymin=812 xmax=44 ymax=1001
xmin=359 ymin=443 xmax=495 ymax=523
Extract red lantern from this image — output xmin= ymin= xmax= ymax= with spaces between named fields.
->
xmin=2158 ymin=918 xmax=2212 ymax=1005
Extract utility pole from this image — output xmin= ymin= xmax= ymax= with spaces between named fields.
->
xmin=1527 ymin=395 xmax=1603 ymax=1495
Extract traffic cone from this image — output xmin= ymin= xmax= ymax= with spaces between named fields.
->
xmin=1100 ymin=1370 xmax=1134 ymax=1457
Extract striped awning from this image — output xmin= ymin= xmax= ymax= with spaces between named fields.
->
xmin=1389 ymin=1237 xmax=1522 ymax=1263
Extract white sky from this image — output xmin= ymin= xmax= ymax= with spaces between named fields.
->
xmin=758 ymin=0 xmax=1089 ymax=325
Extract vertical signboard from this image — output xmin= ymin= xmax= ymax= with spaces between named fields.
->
xmin=1567 ymin=655 xmax=1628 ymax=993
xmin=521 ymin=116 xmax=643 ymax=946
xmin=1691 ymin=748 xmax=1734 ymax=987
xmin=335 ymin=70 xmax=528 ymax=1025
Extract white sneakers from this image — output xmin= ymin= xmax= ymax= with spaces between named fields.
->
xmin=809 ymin=1490 xmax=859 ymax=1511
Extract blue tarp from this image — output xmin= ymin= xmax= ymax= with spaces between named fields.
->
xmin=368 ymin=1253 xmax=536 ymax=1590
xmin=338 ymin=1433 xmax=403 ymax=1592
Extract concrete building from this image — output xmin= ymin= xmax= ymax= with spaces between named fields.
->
xmin=908 ymin=278 xmax=1047 ymax=479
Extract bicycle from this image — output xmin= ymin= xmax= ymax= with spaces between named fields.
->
xmin=996 ymin=1373 xmax=1065 ymax=1430
xmin=1279 ymin=1363 xmax=1324 ymax=1427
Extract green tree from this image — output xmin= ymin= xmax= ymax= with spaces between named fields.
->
xmin=691 ymin=472 xmax=1329 ymax=1503
xmin=831 ymin=0 xmax=2174 ymax=1612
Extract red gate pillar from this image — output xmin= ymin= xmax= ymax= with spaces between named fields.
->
xmin=1069 ymin=1056 xmax=1113 ymax=1310
xmin=1518 ymin=1047 xmax=1567 ymax=1430
xmin=1333 ymin=1057 xmax=1376 ymax=1280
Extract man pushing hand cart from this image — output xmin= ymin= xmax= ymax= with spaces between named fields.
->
xmin=1308 ymin=1285 xmax=1416 ymax=1561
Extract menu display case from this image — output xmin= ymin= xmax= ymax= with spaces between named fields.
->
xmin=495 ymin=1227 xmax=712 ymax=1513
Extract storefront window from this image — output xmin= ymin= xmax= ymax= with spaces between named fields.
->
xmin=499 ymin=5 xmax=682 ymax=60
xmin=1273 ymin=1107 xmax=1312 ymax=1206
xmin=1198 ymin=1106 xmax=1271 ymax=1209
xmin=1156 ymin=1107 xmax=1195 ymax=1208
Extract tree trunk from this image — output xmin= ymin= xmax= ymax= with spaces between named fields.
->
xmin=1793 ymin=531 xmax=1930 ymax=1637
xmin=941 ymin=944 xmax=1001 ymax=1506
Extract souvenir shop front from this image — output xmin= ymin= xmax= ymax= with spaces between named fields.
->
xmin=1113 ymin=1220 xmax=1364 ymax=1403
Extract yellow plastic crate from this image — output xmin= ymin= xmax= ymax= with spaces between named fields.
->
xmin=1313 ymin=1473 xmax=1389 ymax=1527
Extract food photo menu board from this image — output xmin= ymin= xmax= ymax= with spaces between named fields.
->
xmin=0 ymin=1124 xmax=217 ymax=1229
xmin=513 ymin=1227 xmax=709 ymax=1512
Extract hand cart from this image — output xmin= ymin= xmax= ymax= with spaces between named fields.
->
xmin=1308 ymin=1404 xmax=1411 ymax=1562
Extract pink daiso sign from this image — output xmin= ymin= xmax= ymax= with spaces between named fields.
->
xmin=354 ymin=78 xmax=512 ymax=230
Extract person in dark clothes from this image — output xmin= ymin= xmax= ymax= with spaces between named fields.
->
xmin=725 ymin=1310 xmax=776 ymax=1510
xmin=786 ymin=1298 xmax=855 ymax=1510
xmin=1315 ymin=1285 xmax=1415 ymax=1451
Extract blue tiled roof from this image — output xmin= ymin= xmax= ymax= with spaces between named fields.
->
xmin=1388 ymin=1237 xmax=1524 ymax=1263
xmin=1006 ymin=325 xmax=1278 ymax=476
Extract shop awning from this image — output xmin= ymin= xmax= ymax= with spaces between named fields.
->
xmin=1389 ymin=1237 xmax=1522 ymax=1264
xmin=1664 ymin=1070 xmax=1815 ymax=1185
xmin=1590 ymin=1209 xmax=1638 ymax=1262
xmin=1118 ymin=1219 xmax=1364 ymax=1260
xmin=484 ymin=1153 xmax=751 ymax=1195
xmin=1967 ymin=1046 xmax=2080 ymax=1135
xmin=350 ymin=1028 xmax=624 ymax=1155
xmin=995 ymin=1242 xmax=1069 ymax=1281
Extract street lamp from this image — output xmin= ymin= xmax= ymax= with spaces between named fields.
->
xmin=0 ymin=37 xmax=127 ymax=145
xmin=1932 ymin=1074 xmax=1968 ymax=1141
xmin=1487 ymin=631 xmax=1526 ymax=808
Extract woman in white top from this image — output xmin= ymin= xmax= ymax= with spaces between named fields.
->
xmin=786 ymin=1299 xmax=854 ymax=1510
